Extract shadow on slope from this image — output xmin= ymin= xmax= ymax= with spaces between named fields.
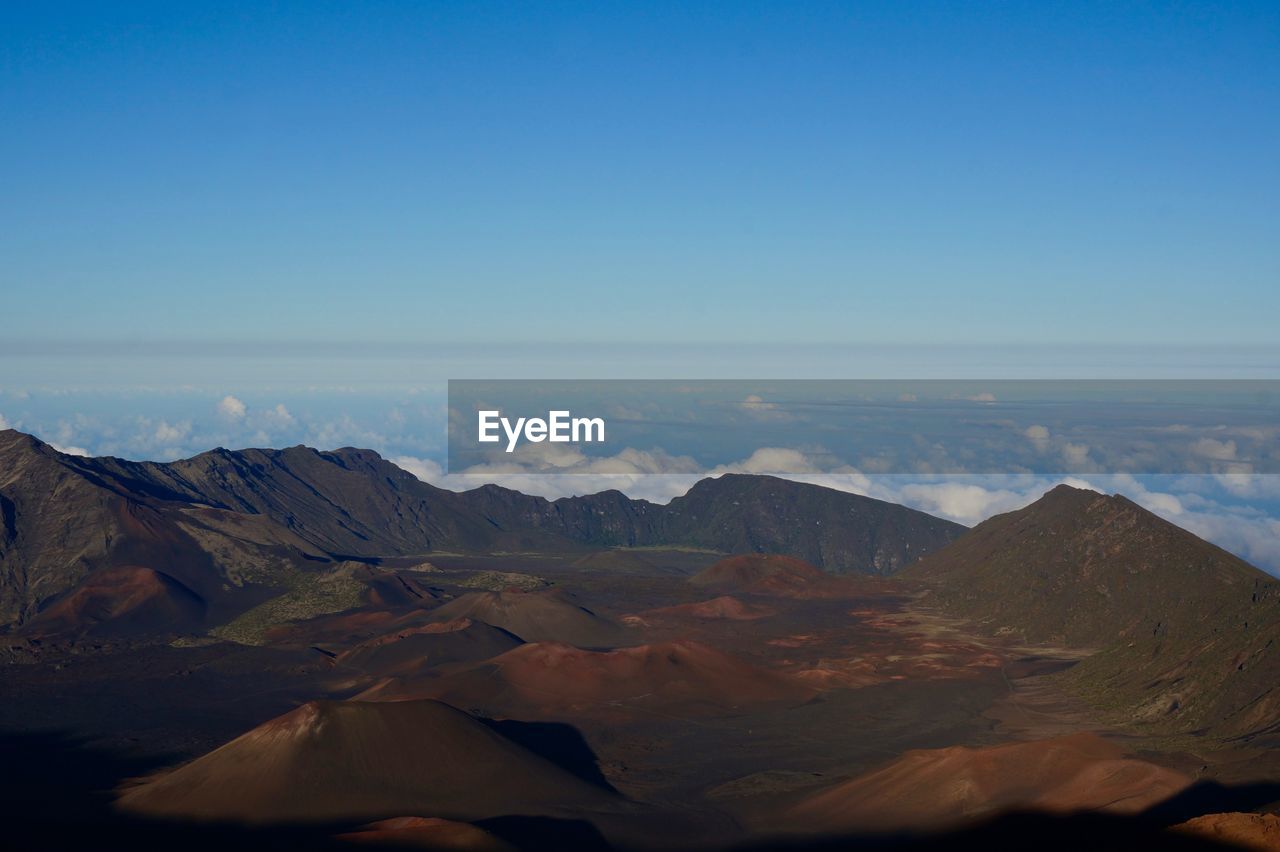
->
xmin=1 ymin=728 xmax=1275 ymax=851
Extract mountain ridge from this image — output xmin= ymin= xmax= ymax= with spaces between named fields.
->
xmin=0 ymin=429 xmax=964 ymax=629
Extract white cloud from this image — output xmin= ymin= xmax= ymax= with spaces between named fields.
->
xmin=710 ymin=447 xmax=858 ymax=476
xmin=390 ymin=455 xmax=446 ymax=483
xmin=1177 ymin=512 xmax=1280 ymax=572
xmin=894 ymin=482 xmax=1032 ymax=525
xmin=154 ymin=420 xmax=189 ymax=444
xmin=307 ymin=415 xmax=386 ymax=450
xmin=1231 ymin=426 xmax=1279 ymax=442
xmin=393 ymin=453 xmax=702 ymax=503
xmin=0 ymin=412 xmax=9 ymax=430
xmin=1105 ymin=473 xmax=1184 ymax=516
xmin=1061 ymin=442 xmax=1094 ymax=470
xmin=1212 ymin=473 xmax=1280 ymax=499
xmin=462 ymin=442 xmax=703 ymax=476
xmin=217 ymin=395 xmax=247 ymax=419
xmin=264 ymin=403 xmax=294 ymax=428
xmin=1136 ymin=490 xmax=1185 ymax=516
xmin=355 ymin=448 xmax=1280 ymax=577
xmin=50 ymin=442 xmax=90 ymax=457
xmin=739 ymin=394 xmax=796 ymax=422
xmin=1059 ymin=476 xmax=1102 ymax=492
xmin=1024 ymin=424 xmax=1051 ymax=452
xmin=1191 ymin=438 xmax=1237 ymax=461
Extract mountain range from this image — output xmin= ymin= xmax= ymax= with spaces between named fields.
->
xmin=6 ymin=426 xmax=1280 ymax=847
xmin=6 ymin=427 xmax=1279 ymax=741
xmin=0 ymin=429 xmax=963 ymax=629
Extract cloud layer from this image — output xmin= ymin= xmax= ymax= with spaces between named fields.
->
xmin=5 ymin=387 xmax=1279 ymax=574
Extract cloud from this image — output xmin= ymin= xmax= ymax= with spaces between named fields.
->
xmin=217 ymin=395 xmax=247 ymax=419
xmin=1191 ymin=438 xmax=1237 ymax=461
xmin=0 ymin=412 xmax=9 ymax=430
xmin=1175 ymin=511 xmax=1280 ymax=573
xmin=1061 ymin=442 xmax=1094 ymax=470
xmin=739 ymin=394 xmax=796 ymax=422
xmin=709 ymin=447 xmax=858 ymax=476
xmin=1136 ymin=490 xmax=1185 ymax=516
xmin=457 ymin=442 xmax=866 ymax=480
xmin=1023 ymin=424 xmax=1051 ymax=452
xmin=307 ymin=415 xmax=388 ymax=450
xmin=1056 ymin=476 xmax=1099 ymax=492
xmin=461 ymin=442 xmax=703 ymax=476
xmin=388 ymin=451 xmax=1280 ymax=574
xmin=393 ymin=452 xmax=702 ymax=504
xmin=399 ymin=445 xmax=865 ymax=505
xmin=1230 ymin=426 xmax=1279 ymax=442
xmin=1212 ymin=473 xmax=1280 ymax=499
xmin=895 ymin=482 xmax=1031 ymax=524
xmin=50 ymin=442 xmax=90 ymax=456
xmin=264 ymin=403 xmax=295 ymax=428
xmin=154 ymin=420 xmax=189 ymax=444
xmin=389 ymin=455 xmax=446 ymax=483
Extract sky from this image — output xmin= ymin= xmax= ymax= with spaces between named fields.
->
xmin=2 ymin=3 xmax=1279 ymax=570
xmin=3 ymin=1 xmax=1278 ymax=353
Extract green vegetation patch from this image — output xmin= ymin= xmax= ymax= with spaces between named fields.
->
xmin=456 ymin=570 xmax=549 ymax=591
xmin=210 ymin=564 xmax=366 ymax=646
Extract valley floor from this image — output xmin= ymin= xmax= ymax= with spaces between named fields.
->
xmin=3 ymin=549 xmax=1278 ymax=850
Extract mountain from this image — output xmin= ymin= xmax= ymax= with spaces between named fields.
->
xmin=907 ymin=484 xmax=1280 ymax=738
xmin=660 ymin=474 xmax=965 ymax=575
xmin=23 ymin=565 xmax=206 ymax=637
xmin=115 ymin=698 xmax=620 ymax=824
xmin=641 ymin=595 xmax=777 ymax=622
xmin=359 ymin=640 xmax=818 ymax=719
xmin=1172 ymin=813 xmax=1280 ymax=848
xmin=784 ymin=732 xmax=1190 ymax=834
xmin=73 ymin=443 xmax=514 ymax=557
xmin=690 ymin=554 xmax=851 ymax=598
xmin=905 ymin=484 xmax=1270 ymax=647
xmin=0 ymin=430 xmax=328 ymax=629
xmin=334 ymin=617 xmax=524 ymax=677
xmin=424 ymin=588 xmax=625 ymax=647
xmin=451 ymin=474 xmax=965 ymax=575
xmin=0 ymin=429 xmax=964 ymax=630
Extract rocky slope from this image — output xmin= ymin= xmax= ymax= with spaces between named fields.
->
xmin=907 ymin=485 xmax=1280 ymax=738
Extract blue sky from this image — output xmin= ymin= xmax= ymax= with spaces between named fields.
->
xmin=3 ymin=3 xmax=1280 ymax=571
xmin=3 ymin=1 xmax=1278 ymax=353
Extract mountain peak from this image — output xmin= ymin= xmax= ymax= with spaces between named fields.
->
xmin=0 ymin=428 xmax=55 ymax=457
xmin=1033 ymin=482 xmax=1112 ymax=510
xmin=908 ymin=484 xmax=1266 ymax=647
xmin=904 ymin=481 xmax=1280 ymax=736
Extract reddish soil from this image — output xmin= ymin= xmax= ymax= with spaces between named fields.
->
xmin=1170 ymin=812 xmax=1280 ymax=850
xmin=781 ymin=732 xmax=1192 ymax=834
xmin=426 ymin=588 xmax=623 ymax=646
xmin=115 ymin=699 xmax=620 ymax=824
xmin=334 ymin=617 xmax=522 ymax=677
xmin=639 ymin=595 xmax=777 ymax=622
xmin=359 ymin=639 xmax=818 ymax=720
xmin=337 ymin=816 xmax=517 ymax=850
xmin=26 ymin=566 xmax=206 ymax=636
